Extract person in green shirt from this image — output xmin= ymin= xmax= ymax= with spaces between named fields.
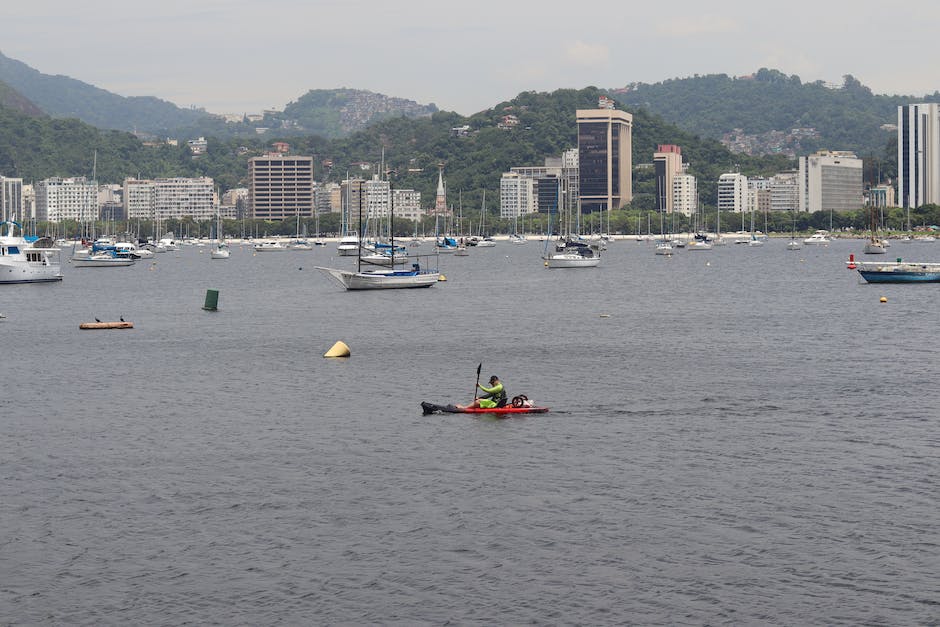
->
xmin=461 ymin=375 xmax=507 ymax=409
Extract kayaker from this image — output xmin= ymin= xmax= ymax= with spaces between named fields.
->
xmin=461 ymin=375 xmax=507 ymax=409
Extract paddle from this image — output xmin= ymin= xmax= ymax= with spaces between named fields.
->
xmin=473 ymin=362 xmax=482 ymax=401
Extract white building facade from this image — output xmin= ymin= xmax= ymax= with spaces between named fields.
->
xmin=717 ymin=173 xmax=748 ymax=213
xmin=124 ymin=177 xmax=216 ymax=221
xmin=671 ymin=173 xmax=698 ymax=216
xmin=392 ymin=189 xmax=422 ymax=221
xmin=770 ymin=172 xmax=800 ymax=212
xmin=35 ymin=177 xmax=98 ymax=223
xmin=500 ymin=172 xmax=535 ymax=219
xmin=898 ymin=103 xmax=940 ymax=208
xmin=0 ymin=176 xmax=24 ymax=222
xmin=798 ymin=151 xmax=863 ymax=213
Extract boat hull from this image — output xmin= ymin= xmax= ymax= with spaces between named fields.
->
xmin=858 ymin=270 xmax=940 ymax=283
xmin=421 ymin=401 xmax=549 ymax=415
xmin=317 ymin=266 xmax=439 ymax=290
xmin=70 ymin=257 xmax=135 ymax=267
xmin=544 ymin=254 xmax=601 ymax=268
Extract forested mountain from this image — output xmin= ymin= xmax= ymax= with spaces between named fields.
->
xmin=611 ymin=69 xmax=940 ymax=162
xmin=0 ymin=85 xmax=790 ymax=209
xmin=0 ymin=80 xmax=44 ymax=117
xmin=0 ymin=51 xmax=209 ymax=136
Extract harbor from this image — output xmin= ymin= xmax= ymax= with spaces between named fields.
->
xmin=3 ymin=237 xmax=938 ymax=624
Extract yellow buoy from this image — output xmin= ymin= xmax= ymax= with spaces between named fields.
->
xmin=880 ymin=297 xmax=888 ymax=303
xmin=544 ymin=261 xmax=549 ymax=267
xmin=324 ymin=341 xmax=350 ymax=358
xmin=438 ymin=274 xmax=447 ymax=281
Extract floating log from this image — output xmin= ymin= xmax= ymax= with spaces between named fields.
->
xmin=79 ymin=321 xmax=134 ymax=330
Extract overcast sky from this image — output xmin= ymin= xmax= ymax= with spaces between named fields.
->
xmin=5 ymin=0 xmax=939 ymax=116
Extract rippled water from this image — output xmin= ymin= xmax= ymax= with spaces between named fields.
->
xmin=2 ymin=238 xmax=939 ymax=624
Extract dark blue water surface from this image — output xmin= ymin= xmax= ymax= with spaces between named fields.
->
xmin=2 ymin=238 xmax=939 ymax=624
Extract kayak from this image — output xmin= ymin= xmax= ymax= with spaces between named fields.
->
xmin=421 ymin=401 xmax=549 ymax=415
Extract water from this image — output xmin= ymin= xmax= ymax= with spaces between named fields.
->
xmin=2 ymin=239 xmax=939 ymax=624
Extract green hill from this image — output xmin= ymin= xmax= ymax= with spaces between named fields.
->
xmin=610 ymin=69 xmax=940 ymax=163
xmin=0 ymin=50 xmax=210 ymax=136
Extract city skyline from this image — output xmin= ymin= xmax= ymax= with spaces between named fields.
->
xmin=5 ymin=0 xmax=940 ymax=117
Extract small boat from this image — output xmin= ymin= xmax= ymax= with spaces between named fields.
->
xmin=850 ymin=258 xmax=940 ymax=283
xmin=253 ymin=240 xmax=288 ymax=252
xmin=544 ymin=238 xmax=601 ymax=268
xmin=337 ymin=234 xmax=359 ymax=256
xmin=0 ymin=221 xmax=63 ymax=283
xmin=654 ymin=240 xmax=673 ymax=256
xmin=70 ymin=243 xmax=136 ymax=267
xmin=475 ymin=237 xmax=496 ymax=248
xmin=79 ymin=320 xmax=134 ymax=329
xmin=421 ymin=401 xmax=549 ymax=415
xmin=803 ymin=230 xmax=831 ymax=245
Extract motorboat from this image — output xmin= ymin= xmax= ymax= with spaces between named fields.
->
xmin=253 ymin=240 xmax=288 ymax=252
xmin=337 ymin=234 xmax=359 ymax=256
xmin=803 ymin=230 xmax=831 ymax=245
xmin=543 ymin=239 xmax=600 ymax=268
xmin=850 ymin=259 xmax=940 ymax=283
xmin=0 ymin=221 xmax=64 ymax=283
xmin=475 ymin=237 xmax=496 ymax=248
xmin=71 ymin=251 xmax=136 ymax=267
xmin=210 ymin=243 xmax=231 ymax=259
xmin=654 ymin=240 xmax=674 ymax=256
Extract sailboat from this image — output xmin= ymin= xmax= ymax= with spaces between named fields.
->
xmin=337 ymin=176 xmax=360 ymax=255
xmin=543 ymin=195 xmax=601 ymax=268
xmin=210 ymin=210 xmax=230 ymax=259
xmin=786 ymin=211 xmax=802 ymax=250
xmin=475 ymin=190 xmax=496 ymax=247
xmin=862 ymin=204 xmax=887 ymax=254
xmin=317 ymin=184 xmax=441 ymax=289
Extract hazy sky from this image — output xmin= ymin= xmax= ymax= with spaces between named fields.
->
xmin=5 ymin=0 xmax=939 ymax=116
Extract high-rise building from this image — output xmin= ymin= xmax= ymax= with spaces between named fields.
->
xmin=898 ymin=103 xmax=940 ymax=208
xmin=671 ymin=174 xmax=698 ymax=217
xmin=392 ymin=189 xmax=422 ymax=221
xmin=717 ymin=173 xmax=748 ymax=213
xmin=747 ymin=177 xmax=772 ymax=214
xmin=35 ymin=177 xmax=97 ymax=223
xmin=499 ymin=172 xmax=535 ymax=219
xmin=577 ymin=102 xmax=632 ymax=213
xmin=341 ymin=178 xmax=366 ymax=229
xmin=0 ymin=176 xmax=24 ymax=222
xmin=769 ymin=172 xmax=799 ymax=212
xmin=798 ymin=151 xmax=863 ymax=213
xmin=364 ymin=175 xmax=391 ymax=218
xmin=249 ymin=154 xmax=315 ymax=220
xmin=653 ymin=145 xmax=683 ymax=213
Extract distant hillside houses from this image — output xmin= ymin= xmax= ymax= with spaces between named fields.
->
xmin=721 ymin=127 xmax=820 ymax=157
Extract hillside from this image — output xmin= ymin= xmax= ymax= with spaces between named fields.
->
xmin=610 ymin=69 xmax=940 ymax=161
xmin=0 ymin=79 xmax=45 ymax=117
xmin=0 ymin=50 xmax=209 ymax=136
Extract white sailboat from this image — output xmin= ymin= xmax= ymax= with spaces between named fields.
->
xmin=210 ymin=211 xmax=230 ymax=259
xmin=543 ymin=196 xmax=600 ymax=268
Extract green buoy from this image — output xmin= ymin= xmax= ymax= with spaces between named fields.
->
xmin=203 ymin=289 xmax=219 ymax=311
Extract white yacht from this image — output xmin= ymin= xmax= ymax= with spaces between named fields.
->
xmin=803 ymin=230 xmax=831 ymax=245
xmin=253 ymin=240 xmax=288 ymax=252
xmin=337 ymin=234 xmax=359 ymax=256
xmin=0 ymin=221 xmax=63 ymax=283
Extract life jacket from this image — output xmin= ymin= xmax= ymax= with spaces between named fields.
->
xmin=485 ymin=383 xmax=507 ymax=408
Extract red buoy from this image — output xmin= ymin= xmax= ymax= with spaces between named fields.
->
xmin=847 ymin=253 xmax=856 ymax=270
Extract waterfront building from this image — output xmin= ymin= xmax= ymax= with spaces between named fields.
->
xmin=35 ymin=177 xmax=97 ymax=223
xmin=500 ymin=172 xmax=535 ymax=219
xmin=0 ymin=176 xmax=24 ymax=222
xmin=341 ymin=178 xmax=367 ymax=227
xmin=897 ymin=103 xmax=940 ymax=208
xmin=867 ymin=183 xmax=896 ymax=208
xmin=124 ymin=177 xmax=216 ymax=221
xmin=364 ymin=175 xmax=391 ymax=219
xmin=747 ymin=177 xmax=772 ymax=214
xmin=508 ymin=149 xmax=579 ymax=218
xmin=717 ymin=173 xmax=748 ymax=213
xmin=653 ymin=144 xmax=683 ymax=213
xmin=249 ymin=154 xmax=315 ymax=220
xmin=577 ymin=102 xmax=632 ymax=213
xmin=392 ymin=188 xmax=422 ymax=221
xmin=798 ymin=150 xmax=863 ymax=213
xmin=671 ymin=173 xmax=698 ymax=217
xmin=770 ymin=172 xmax=800 ymax=213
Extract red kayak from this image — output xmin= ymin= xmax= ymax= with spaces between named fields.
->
xmin=421 ymin=401 xmax=549 ymax=415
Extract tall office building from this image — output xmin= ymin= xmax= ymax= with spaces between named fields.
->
xmin=0 ymin=176 xmax=23 ymax=222
xmin=577 ymin=102 xmax=632 ymax=213
xmin=499 ymin=172 xmax=535 ymax=219
xmin=798 ymin=151 xmax=862 ymax=213
xmin=653 ymin=144 xmax=683 ymax=213
xmin=717 ymin=173 xmax=748 ymax=213
xmin=898 ymin=103 xmax=940 ymax=208
xmin=249 ymin=154 xmax=315 ymax=220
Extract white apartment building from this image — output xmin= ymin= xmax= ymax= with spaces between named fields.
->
xmin=35 ymin=177 xmax=98 ymax=223
xmin=671 ymin=174 xmax=698 ymax=216
xmin=364 ymin=176 xmax=391 ymax=218
xmin=0 ymin=176 xmax=24 ymax=222
xmin=124 ymin=177 xmax=216 ymax=221
xmin=798 ymin=151 xmax=863 ymax=213
xmin=898 ymin=103 xmax=940 ymax=208
xmin=392 ymin=189 xmax=422 ymax=221
xmin=500 ymin=172 xmax=535 ymax=219
xmin=717 ymin=173 xmax=748 ymax=213
xmin=770 ymin=172 xmax=799 ymax=212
